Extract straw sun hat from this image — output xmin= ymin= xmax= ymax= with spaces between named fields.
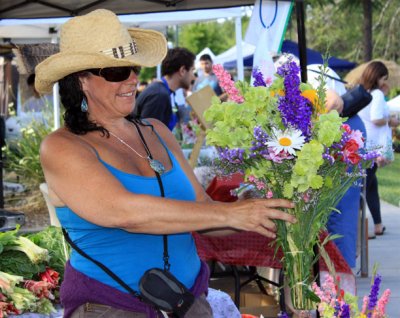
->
xmin=35 ymin=9 xmax=167 ymax=94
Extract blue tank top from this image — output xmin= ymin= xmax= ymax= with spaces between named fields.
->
xmin=56 ymin=134 xmax=201 ymax=294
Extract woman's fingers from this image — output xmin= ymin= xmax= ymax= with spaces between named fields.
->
xmin=263 ymin=198 xmax=295 ymax=209
xmin=252 ymin=226 xmax=277 ymax=239
xmin=259 ymin=217 xmax=277 ymax=232
xmin=264 ymin=207 xmax=297 ymax=224
xmin=227 ymin=198 xmax=297 ymax=237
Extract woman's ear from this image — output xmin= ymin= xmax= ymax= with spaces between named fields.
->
xmin=79 ymin=74 xmax=90 ymax=91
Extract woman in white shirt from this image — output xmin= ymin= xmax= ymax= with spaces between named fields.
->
xmin=358 ymin=61 xmax=399 ymax=237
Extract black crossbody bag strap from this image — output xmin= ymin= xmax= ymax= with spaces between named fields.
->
xmin=62 ymin=228 xmax=140 ymax=297
xmin=62 ymin=121 xmax=171 ymax=296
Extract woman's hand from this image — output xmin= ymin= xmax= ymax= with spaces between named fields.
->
xmin=376 ymin=155 xmax=392 ymax=168
xmin=225 ymin=198 xmax=296 ymax=238
xmin=325 ymin=89 xmax=344 ymax=114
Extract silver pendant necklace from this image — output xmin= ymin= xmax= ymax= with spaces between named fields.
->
xmin=108 ymin=131 xmax=165 ymax=175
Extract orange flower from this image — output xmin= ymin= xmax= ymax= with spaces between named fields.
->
xmin=301 ymin=89 xmax=318 ymax=105
xmin=301 ymin=89 xmax=326 ymax=114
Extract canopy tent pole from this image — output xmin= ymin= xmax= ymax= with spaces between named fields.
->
xmin=235 ymin=16 xmax=244 ymax=81
xmin=52 ymin=83 xmax=60 ymax=130
xmin=51 ymin=34 xmax=60 ymax=130
xmin=295 ymin=0 xmax=307 ymax=82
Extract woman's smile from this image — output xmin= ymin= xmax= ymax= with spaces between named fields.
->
xmin=117 ymin=90 xmax=136 ymax=97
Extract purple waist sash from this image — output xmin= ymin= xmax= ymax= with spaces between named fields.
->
xmin=61 ymin=260 xmax=210 ymax=318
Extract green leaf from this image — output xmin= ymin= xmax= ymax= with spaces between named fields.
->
xmin=305 ymin=288 xmax=321 ymax=303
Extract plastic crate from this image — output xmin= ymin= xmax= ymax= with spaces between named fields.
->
xmin=0 ymin=209 xmax=25 ymax=231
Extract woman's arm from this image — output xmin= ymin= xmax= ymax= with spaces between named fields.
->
xmin=370 ymin=90 xmax=388 ymax=126
xmin=41 ymin=128 xmax=296 ymax=238
xmin=371 ymin=114 xmax=398 ymax=127
xmin=146 ymin=119 xmax=258 ymax=236
xmin=371 ymin=118 xmax=388 ymax=126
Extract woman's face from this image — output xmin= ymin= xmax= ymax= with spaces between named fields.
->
xmin=377 ymin=74 xmax=389 ymax=90
xmin=80 ymin=68 xmax=139 ymax=118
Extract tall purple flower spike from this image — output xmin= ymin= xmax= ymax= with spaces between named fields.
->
xmin=277 ymin=61 xmax=312 ymax=139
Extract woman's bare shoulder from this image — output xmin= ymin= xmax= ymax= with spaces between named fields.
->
xmin=40 ymin=128 xmax=95 ymax=164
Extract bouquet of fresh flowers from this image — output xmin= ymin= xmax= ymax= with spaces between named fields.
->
xmin=204 ymin=59 xmax=378 ymax=310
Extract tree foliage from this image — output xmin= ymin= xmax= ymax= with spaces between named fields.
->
xmin=288 ymin=0 xmax=399 ymax=64
xmin=178 ymin=16 xmax=249 ymax=55
xmin=139 ymin=2 xmax=399 ymax=81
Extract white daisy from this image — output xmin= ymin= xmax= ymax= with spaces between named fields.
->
xmin=266 ymin=128 xmax=305 ymax=155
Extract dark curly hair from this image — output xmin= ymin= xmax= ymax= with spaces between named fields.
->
xmin=58 ymin=72 xmax=140 ymax=135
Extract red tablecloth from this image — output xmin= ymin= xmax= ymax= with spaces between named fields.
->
xmin=193 ymin=174 xmax=352 ymax=275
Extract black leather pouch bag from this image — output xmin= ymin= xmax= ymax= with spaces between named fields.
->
xmin=139 ymin=268 xmax=195 ymax=317
xmin=341 ymin=84 xmax=372 ymax=118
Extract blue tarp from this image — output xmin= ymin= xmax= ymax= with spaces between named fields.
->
xmin=223 ymin=40 xmax=357 ymax=71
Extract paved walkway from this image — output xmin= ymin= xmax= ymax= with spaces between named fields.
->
xmin=356 ymin=201 xmax=400 ymax=317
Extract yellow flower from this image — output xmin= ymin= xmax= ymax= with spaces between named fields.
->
xmin=270 ymin=89 xmax=285 ymax=97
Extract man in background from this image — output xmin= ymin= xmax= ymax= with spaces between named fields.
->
xmin=133 ymin=47 xmax=196 ymax=131
xmin=193 ymin=54 xmax=226 ymax=101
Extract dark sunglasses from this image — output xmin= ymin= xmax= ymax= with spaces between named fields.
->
xmin=87 ymin=66 xmax=141 ymax=82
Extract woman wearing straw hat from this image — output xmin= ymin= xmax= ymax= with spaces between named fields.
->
xmin=36 ymin=9 xmax=296 ymax=318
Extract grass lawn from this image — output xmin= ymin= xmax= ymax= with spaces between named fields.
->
xmin=377 ymin=152 xmax=400 ymax=207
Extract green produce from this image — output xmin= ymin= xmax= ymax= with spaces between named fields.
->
xmin=27 ymin=226 xmax=70 ymax=279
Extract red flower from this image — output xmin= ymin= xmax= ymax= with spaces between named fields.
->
xmin=347 ymin=153 xmax=361 ymax=164
xmin=344 ymin=139 xmax=359 ymax=153
xmin=342 ymin=124 xmax=351 ymax=133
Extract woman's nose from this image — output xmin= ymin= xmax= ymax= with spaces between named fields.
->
xmin=127 ymin=71 xmax=139 ymax=85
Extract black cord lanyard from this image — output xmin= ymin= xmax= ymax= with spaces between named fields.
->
xmin=132 ymin=121 xmax=170 ymax=271
xmin=62 ymin=122 xmax=170 ymax=297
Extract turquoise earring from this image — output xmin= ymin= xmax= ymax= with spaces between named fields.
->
xmin=81 ymin=98 xmax=88 ymax=112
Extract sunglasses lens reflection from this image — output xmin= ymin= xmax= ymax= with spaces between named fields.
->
xmin=92 ymin=66 xmax=141 ymax=82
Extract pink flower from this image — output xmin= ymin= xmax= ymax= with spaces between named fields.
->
xmin=373 ymin=289 xmax=391 ymax=318
xmin=256 ymin=182 xmax=265 ymax=190
xmin=266 ymin=149 xmax=294 ymax=163
xmin=361 ymin=295 xmax=369 ymax=314
xmin=349 ymin=129 xmax=364 ymax=148
xmin=302 ymin=192 xmax=310 ymax=203
xmin=213 ymin=64 xmax=244 ymax=103
xmin=266 ymin=190 xmax=273 ymax=198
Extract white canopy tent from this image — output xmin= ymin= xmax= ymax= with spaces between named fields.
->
xmin=214 ymin=41 xmax=255 ymax=65
xmin=0 ymin=7 xmax=248 ymax=44
xmin=195 ymin=47 xmax=217 ymax=70
xmin=1 ymin=7 xmax=246 ymax=129
xmin=0 ymin=0 xmax=254 ymax=19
